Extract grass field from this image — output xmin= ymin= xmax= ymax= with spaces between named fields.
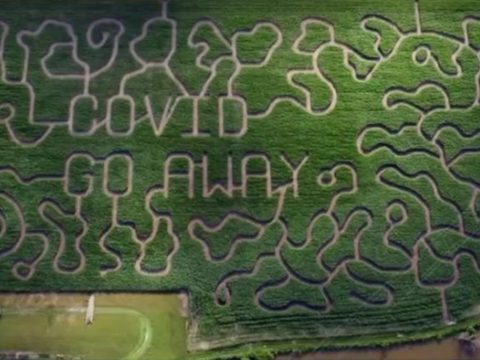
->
xmin=0 ymin=293 xmax=187 ymax=360
xmin=0 ymin=0 xmax=479 ymax=358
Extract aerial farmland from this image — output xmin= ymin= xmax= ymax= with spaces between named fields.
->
xmin=0 ymin=0 xmax=479 ymax=359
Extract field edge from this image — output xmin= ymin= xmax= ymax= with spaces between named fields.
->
xmin=186 ymin=315 xmax=480 ymax=360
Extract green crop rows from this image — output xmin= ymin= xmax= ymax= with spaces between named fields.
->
xmin=0 ymin=0 xmax=479 ymax=357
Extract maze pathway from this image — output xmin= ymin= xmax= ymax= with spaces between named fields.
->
xmin=0 ymin=0 xmax=479 ymax=353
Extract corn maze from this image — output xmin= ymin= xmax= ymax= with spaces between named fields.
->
xmin=0 ymin=0 xmax=480 ymax=356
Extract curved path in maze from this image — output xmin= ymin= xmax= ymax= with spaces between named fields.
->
xmin=0 ymin=0 xmax=478 ymax=352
